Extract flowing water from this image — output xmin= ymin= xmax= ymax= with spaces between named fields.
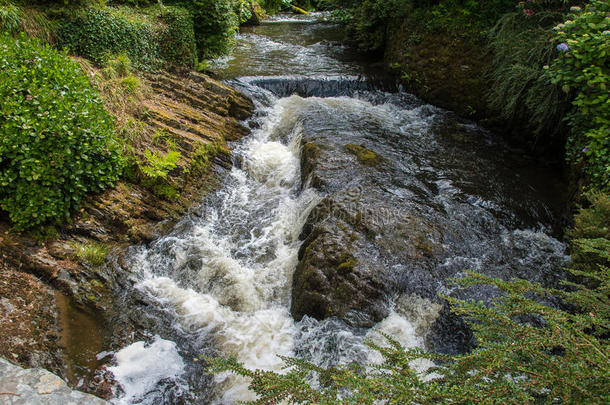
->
xmin=106 ymin=14 xmax=569 ymax=404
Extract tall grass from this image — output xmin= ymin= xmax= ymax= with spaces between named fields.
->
xmin=0 ymin=4 xmax=23 ymax=34
xmin=0 ymin=4 xmax=55 ymax=43
xmin=487 ymin=12 xmax=570 ymax=142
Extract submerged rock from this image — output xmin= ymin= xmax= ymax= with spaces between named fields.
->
xmin=0 ymin=358 xmax=108 ymax=404
xmin=344 ymin=144 xmax=382 ymax=166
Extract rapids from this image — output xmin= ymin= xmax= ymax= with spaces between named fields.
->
xmin=106 ymin=13 xmax=568 ymax=404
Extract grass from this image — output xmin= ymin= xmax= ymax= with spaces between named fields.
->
xmin=71 ymin=241 xmax=109 ymax=266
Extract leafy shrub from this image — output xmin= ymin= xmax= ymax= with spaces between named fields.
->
xmin=58 ymin=7 xmax=158 ymax=69
xmin=233 ymin=0 xmax=253 ymax=24
xmin=172 ymin=0 xmax=237 ymax=59
xmin=106 ymin=52 xmax=132 ymax=77
xmin=0 ymin=34 xmax=124 ymax=230
xmin=549 ymin=0 xmax=610 ymax=191
xmin=156 ymin=6 xmax=196 ymax=67
xmin=209 ymin=268 xmax=610 ymax=404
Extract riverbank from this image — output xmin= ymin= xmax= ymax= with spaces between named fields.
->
xmin=0 ymin=65 xmax=253 ymax=396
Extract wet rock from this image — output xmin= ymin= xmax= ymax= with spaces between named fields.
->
xmin=291 ymin=219 xmax=388 ymax=327
xmin=0 ymin=358 xmax=108 ymax=404
xmin=344 ymin=144 xmax=381 ymax=166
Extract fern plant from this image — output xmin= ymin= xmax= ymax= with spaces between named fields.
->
xmin=140 ymin=149 xmax=181 ymax=180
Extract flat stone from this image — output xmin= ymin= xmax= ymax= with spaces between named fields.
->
xmin=0 ymin=358 xmax=108 ymax=404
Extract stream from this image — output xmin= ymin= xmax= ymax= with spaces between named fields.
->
xmin=105 ymin=14 xmax=569 ymax=404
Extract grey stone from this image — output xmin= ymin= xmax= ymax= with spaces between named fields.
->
xmin=0 ymin=358 xmax=108 ymax=404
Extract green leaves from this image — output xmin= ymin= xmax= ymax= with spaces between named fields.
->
xmin=549 ymin=0 xmax=610 ymax=192
xmin=0 ymin=34 xmax=124 ymax=230
xmin=57 ymin=7 xmax=159 ymax=69
xmin=140 ymin=149 xmax=181 ymax=180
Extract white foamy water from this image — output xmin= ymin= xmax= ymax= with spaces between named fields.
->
xmin=109 ymin=94 xmax=438 ymax=404
xmin=109 ymin=336 xmax=185 ymax=405
xmin=109 ymin=78 xmax=567 ymax=404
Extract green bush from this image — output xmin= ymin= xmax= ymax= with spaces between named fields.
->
xmin=156 ymin=6 xmax=196 ymax=67
xmin=209 ymin=267 xmax=610 ymax=404
xmin=106 ymin=52 xmax=132 ymax=77
xmin=173 ymin=0 xmax=238 ymax=59
xmin=549 ymin=0 xmax=610 ymax=191
xmin=57 ymin=7 xmax=158 ymax=69
xmin=0 ymin=34 xmax=124 ymax=230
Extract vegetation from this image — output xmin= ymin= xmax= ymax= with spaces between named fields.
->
xmin=58 ymin=7 xmax=159 ymax=69
xmin=209 ymin=193 xmax=610 ymax=404
xmin=156 ymin=5 xmax=196 ymax=67
xmin=487 ymin=7 xmax=570 ymax=142
xmin=0 ymin=34 xmax=124 ymax=230
xmin=549 ymin=1 xmax=610 ymax=192
xmin=140 ymin=149 xmax=181 ymax=180
xmin=71 ymin=241 xmax=109 ymax=265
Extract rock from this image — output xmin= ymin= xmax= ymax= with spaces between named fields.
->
xmin=291 ymin=216 xmax=388 ymax=327
xmin=244 ymin=1 xmax=266 ymax=26
xmin=0 ymin=358 xmax=108 ymax=404
xmin=344 ymin=144 xmax=382 ymax=166
xmin=0 ymin=259 xmax=63 ymax=373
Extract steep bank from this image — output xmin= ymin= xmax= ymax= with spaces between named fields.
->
xmin=0 ymin=69 xmax=253 ymax=390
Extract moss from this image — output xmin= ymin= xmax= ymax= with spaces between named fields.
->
xmin=345 ymin=144 xmax=381 ymax=166
xmin=191 ymin=140 xmax=227 ymax=173
xmin=337 ymin=257 xmax=357 ymax=275
xmin=568 ymin=193 xmax=610 ymax=240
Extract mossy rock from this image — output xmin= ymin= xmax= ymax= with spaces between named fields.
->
xmin=345 ymin=144 xmax=381 ymax=166
xmin=245 ymin=2 xmax=266 ymax=26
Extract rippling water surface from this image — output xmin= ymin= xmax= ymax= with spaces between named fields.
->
xmin=107 ymin=14 xmax=568 ymax=404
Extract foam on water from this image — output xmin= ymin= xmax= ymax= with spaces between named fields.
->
xmin=108 ymin=337 xmax=185 ymax=405
xmin=109 ymin=64 xmax=566 ymax=402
